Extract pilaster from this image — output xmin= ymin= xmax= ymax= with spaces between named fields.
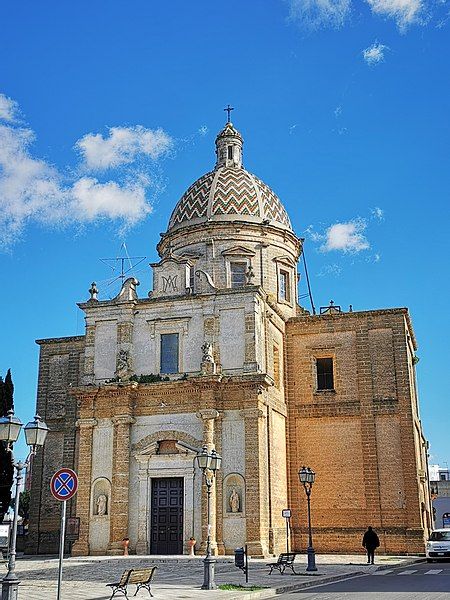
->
xmin=197 ymin=408 xmax=220 ymax=555
xmin=108 ymin=414 xmax=135 ymax=554
xmin=241 ymin=404 xmax=269 ymax=557
xmin=72 ymin=418 xmax=97 ymax=556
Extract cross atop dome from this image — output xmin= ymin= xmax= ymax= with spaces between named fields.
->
xmin=215 ymin=110 xmax=243 ymax=168
xmin=224 ymin=104 xmax=234 ymax=123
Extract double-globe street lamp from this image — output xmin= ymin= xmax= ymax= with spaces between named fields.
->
xmin=196 ymin=445 xmax=222 ymax=590
xmin=298 ymin=466 xmax=317 ymax=572
xmin=0 ymin=410 xmax=48 ymax=600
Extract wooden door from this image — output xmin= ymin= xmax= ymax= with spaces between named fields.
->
xmin=150 ymin=477 xmax=184 ymax=554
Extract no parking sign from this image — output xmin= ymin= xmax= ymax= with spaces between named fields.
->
xmin=50 ymin=468 xmax=78 ymax=501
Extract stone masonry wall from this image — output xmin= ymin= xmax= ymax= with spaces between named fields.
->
xmin=27 ymin=336 xmax=85 ymax=555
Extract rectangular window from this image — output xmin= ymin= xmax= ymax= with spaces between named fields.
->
xmin=316 ymin=357 xmax=334 ymax=391
xmin=160 ymin=333 xmax=179 ymax=374
xmin=230 ymin=262 xmax=247 ymax=288
xmin=279 ymin=270 xmax=290 ymax=302
xmin=227 ymin=146 xmax=233 ymax=160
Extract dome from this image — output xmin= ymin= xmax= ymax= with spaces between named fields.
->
xmin=167 ymin=122 xmax=292 ymax=231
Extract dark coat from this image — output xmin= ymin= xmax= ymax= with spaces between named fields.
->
xmin=362 ymin=529 xmax=380 ymax=550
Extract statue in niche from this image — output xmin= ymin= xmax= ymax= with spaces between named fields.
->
xmin=201 ymin=342 xmax=216 ymax=375
xmin=116 ymin=350 xmax=131 ymax=380
xmin=96 ymin=494 xmax=108 ymax=516
xmin=229 ymin=487 xmax=241 ymax=513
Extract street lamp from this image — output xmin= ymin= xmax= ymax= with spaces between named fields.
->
xmin=298 ymin=466 xmax=317 ymax=572
xmin=0 ymin=411 xmax=48 ymax=600
xmin=196 ymin=445 xmax=222 ymax=590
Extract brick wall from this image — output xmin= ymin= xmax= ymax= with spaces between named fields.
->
xmin=286 ymin=308 xmax=430 ymax=555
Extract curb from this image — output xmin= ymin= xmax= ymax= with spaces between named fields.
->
xmin=222 ymin=571 xmax=367 ymax=600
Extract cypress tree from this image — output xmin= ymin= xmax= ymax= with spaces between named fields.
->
xmin=0 ymin=370 xmax=15 ymax=522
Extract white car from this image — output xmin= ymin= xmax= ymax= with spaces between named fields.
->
xmin=426 ymin=529 xmax=450 ymax=562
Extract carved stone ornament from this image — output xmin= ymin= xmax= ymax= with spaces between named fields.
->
xmin=201 ymin=342 xmax=216 ymax=375
xmin=88 ymin=282 xmax=99 ymax=302
xmin=229 ymin=487 xmax=241 ymax=513
xmin=115 ymin=349 xmax=131 ymax=380
xmin=223 ymin=473 xmax=245 ymax=517
xmin=96 ymin=493 xmax=108 ymax=516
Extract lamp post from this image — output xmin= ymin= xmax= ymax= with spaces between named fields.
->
xmin=0 ymin=411 xmax=48 ymax=600
xmin=298 ymin=466 xmax=317 ymax=572
xmin=196 ymin=445 xmax=222 ymax=590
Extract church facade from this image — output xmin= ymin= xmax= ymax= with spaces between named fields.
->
xmin=28 ymin=121 xmax=431 ymax=557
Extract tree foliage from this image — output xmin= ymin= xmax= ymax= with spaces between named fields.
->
xmin=0 ymin=369 xmax=15 ymax=522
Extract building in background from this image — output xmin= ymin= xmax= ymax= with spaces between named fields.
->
xmin=430 ymin=464 xmax=450 ymax=529
xmin=28 ymin=120 xmax=430 ymax=557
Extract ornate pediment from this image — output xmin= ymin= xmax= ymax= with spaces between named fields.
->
xmin=221 ymin=246 xmax=256 ymax=257
xmin=150 ymin=256 xmax=192 ymax=298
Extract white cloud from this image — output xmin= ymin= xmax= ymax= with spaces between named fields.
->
xmin=76 ymin=125 xmax=173 ymax=170
xmin=371 ymin=206 xmax=384 ymax=220
xmin=0 ymin=96 xmax=172 ymax=248
xmin=334 ymin=105 xmax=342 ymax=118
xmin=198 ymin=125 xmax=208 ymax=136
xmin=320 ymin=219 xmax=370 ymax=253
xmin=0 ymin=94 xmax=19 ymax=123
xmin=317 ymin=263 xmax=343 ymax=277
xmin=71 ymin=177 xmax=151 ymax=223
xmin=363 ymin=41 xmax=390 ymax=65
xmin=287 ymin=0 xmax=351 ymax=29
xmin=366 ymin=0 xmax=426 ymax=30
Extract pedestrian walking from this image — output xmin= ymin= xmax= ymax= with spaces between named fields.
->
xmin=362 ymin=526 xmax=380 ymax=564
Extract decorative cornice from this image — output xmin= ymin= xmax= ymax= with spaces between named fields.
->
xmin=76 ymin=418 xmax=98 ymax=429
xmin=240 ymin=407 xmax=266 ymax=420
xmin=196 ymin=409 xmax=220 ymax=421
xmin=111 ymin=414 xmax=135 ymax=426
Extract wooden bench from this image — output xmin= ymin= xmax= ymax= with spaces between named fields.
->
xmin=266 ymin=552 xmax=298 ymax=575
xmin=107 ymin=567 xmax=157 ymax=599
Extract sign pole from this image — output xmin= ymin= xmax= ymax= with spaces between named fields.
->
xmin=286 ymin=516 xmax=290 ymax=554
xmin=57 ymin=500 xmax=67 ymax=600
xmin=281 ymin=509 xmax=292 ymax=554
xmin=50 ymin=468 xmax=78 ymax=600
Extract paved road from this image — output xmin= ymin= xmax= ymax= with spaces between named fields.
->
xmin=276 ymin=561 xmax=450 ymax=599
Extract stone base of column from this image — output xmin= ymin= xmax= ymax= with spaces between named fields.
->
xmin=199 ymin=541 xmax=219 ymax=555
xmin=107 ymin=541 xmax=126 ymax=556
xmin=135 ymin=541 xmax=148 ymax=555
xmin=245 ymin=540 xmax=268 ymax=558
xmin=216 ymin=541 xmax=226 ymax=555
xmin=71 ymin=540 xmax=89 ymax=557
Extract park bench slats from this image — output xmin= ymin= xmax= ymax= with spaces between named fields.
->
xmin=107 ymin=566 xmax=157 ymax=599
xmin=266 ymin=552 xmax=298 ymax=575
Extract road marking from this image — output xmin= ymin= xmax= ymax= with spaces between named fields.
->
xmin=425 ymin=569 xmax=443 ymax=575
xmin=397 ymin=570 xmax=417 ymax=575
xmin=373 ymin=569 xmax=394 ymax=575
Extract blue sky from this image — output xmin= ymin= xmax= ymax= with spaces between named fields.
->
xmin=0 ymin=0 xmax=449 ymax=463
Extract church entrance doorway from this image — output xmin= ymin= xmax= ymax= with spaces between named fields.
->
xmin=150 ymin=477 xmax=184 ymax=554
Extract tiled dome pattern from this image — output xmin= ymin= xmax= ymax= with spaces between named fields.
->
xmin=252 ymin=175 xmax=291 ymax=227
xmin=169 ymin=171 xmax=215 ymax=227
xmin=212 ymin=169 xmax=259 ymax=216
xmin=168 ymin=167 xmax=292 ymax=230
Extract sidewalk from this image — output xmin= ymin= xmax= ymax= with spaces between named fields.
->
xmin=1 ymin=553 xmax=423 ymax=600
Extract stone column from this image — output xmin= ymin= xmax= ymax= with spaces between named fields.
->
xmin=82 ymin=324 xmax=96 ymax=385
xmin=72 ymin=418 xmax=97 ymax=556
xmin=135 ymin=457 xmax=150 ymax=555
xmin=214 ymin=414 xmax=226 ymax=555
xmin=108 ymin=414 xmax=135 ymax=554
xmin=197 ymin=408 xmax=220 ymax=555
xmin=241 ymin=405 xmax=269 ymax=557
